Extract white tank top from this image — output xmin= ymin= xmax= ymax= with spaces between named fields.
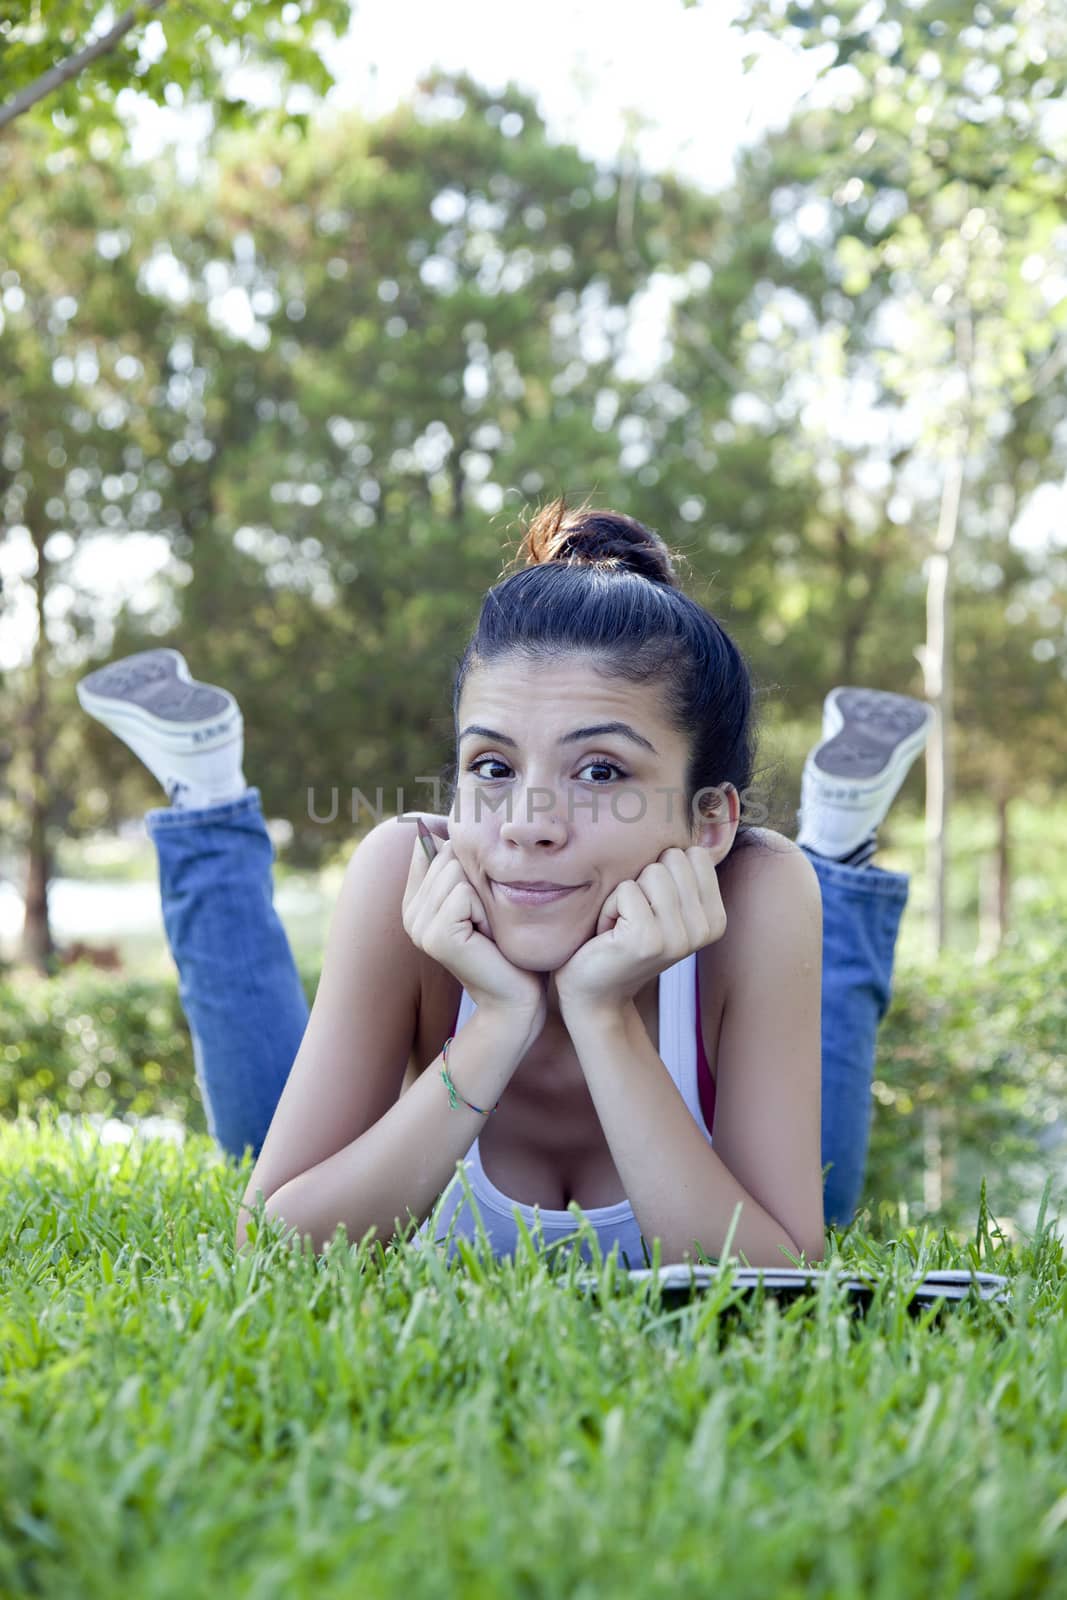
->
xmin=410 ymin=951 xmax=714 ymax=1269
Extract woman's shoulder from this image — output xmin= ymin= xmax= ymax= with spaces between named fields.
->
xmin=731 ymin=824 xmax=803 ymax=853
xmin=719 ymin=825 xmax=811 ymax=880
xmin=349 ymin=813 xmax=451 ymax=938
xmin=362 ymin=811 xmax=448 ymax=856
xmin=722 ymin=826 xmax=820 ymax=896
xmin=709 ymin=828 xmax=821 ymax=974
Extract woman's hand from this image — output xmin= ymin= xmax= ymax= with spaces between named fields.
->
xmin=553 ymin=845 xmax=727 ymax=1016
xmin=402 ymin=825 xmax=548 ymax=1036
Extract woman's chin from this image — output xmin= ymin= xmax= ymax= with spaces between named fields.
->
xmin=491 ymin=926 xmax=588 ymax=971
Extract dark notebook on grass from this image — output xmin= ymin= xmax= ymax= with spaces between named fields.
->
xmin=573 ymin=1264 xmax=1010 ymax=1312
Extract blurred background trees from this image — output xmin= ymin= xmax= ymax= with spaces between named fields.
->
xmin=1 ymin=2 xmax=1065 ymax=975
xmin=0 ymin=0 xmax=352 ymax=143
xmin=2 ymin=0 xmax=1065 ymax=1234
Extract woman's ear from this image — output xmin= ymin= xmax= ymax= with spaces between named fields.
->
xmin=693 ymin=783 xmax=740 ymax=862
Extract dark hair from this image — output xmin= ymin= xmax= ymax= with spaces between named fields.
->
xmin=443 ymin=494 xmax=782 ymax=859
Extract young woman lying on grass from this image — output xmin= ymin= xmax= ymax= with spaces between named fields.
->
xmin=77 ymin=497 xmax=931 ymax=1270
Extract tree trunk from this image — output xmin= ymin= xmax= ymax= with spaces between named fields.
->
xmin=832 ymin=471 xmax=892 ymax=688
xmin=921 ymin=1102 xmax=957 ymax=1217
xmin=917 ymin=308 xmax=973 ymax=958
xmin=450 ymin=446 xmax=466 ymax=527
xmin=20 ymin=777 xmax=55 ymax=973
xmin=975 ymin=785 xmax=1012 ymax=964
xmin=919 ymin=461 xmax=958 ymax=957
xmin=839 ymin=615 xmax=862 ymax=687
xmin=18 ymin=527 xmax=56 ymax=973
xmin=834 ymin=511 xmax=862 ymax=684
xmin=995 ymin=785 xmax=1012 ymax=941
xmin=922 ymin=1103 xmax=943 ymax=1214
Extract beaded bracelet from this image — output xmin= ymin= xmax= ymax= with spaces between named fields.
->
xmin=439 ymin=1033 xmax=500 ymax=1116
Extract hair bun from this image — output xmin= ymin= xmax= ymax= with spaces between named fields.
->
xmin=515 ymin=494 xmax=681 ymax=588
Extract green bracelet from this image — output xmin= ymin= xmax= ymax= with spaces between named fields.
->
xmin=440 ymin=1033 xmax=500 ymax=1116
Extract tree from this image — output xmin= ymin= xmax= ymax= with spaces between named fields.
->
xmin=0 ymin=0 xmax=353 ymax=142
xmin=730 ymin=0 xmax=1067 ymax=951
xmin=0 ymin=127 xmax=194 ymax=969
xmin=129 ymin=70 xmax=741 ymax=852
xmin=3 ymin=70 xmax=745 ymax=963
xmin=10 ymin=47 xmax=1065 ymax=977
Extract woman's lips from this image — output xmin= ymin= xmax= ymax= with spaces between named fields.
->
xmin=491 ymin=880 xmax=585 ymax=906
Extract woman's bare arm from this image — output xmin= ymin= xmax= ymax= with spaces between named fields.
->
xmin=245 ymin=1006 xmax=533 ymax=1256
xmin=707 ymin=838 xmax=826 ymax=1261
xmin=234 ymin=818 xmax=422 ymax=1247
xmin=234 ymin=816 xmax=533 ymax=1255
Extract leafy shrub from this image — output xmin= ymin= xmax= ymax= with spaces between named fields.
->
xmin=864 ymin=938 xmax=1067 ymax=1227
xmin=3 ymin=944 xmax=1063 ymax=1232
xmin=0 ymin=961 xmax=320 ymax=1135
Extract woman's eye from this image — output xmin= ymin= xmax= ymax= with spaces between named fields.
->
xmin=466 ymin=757 xmax=628 ymax=783
xmin=577 ymin=760 xmax=628 ymax=783
xmin=467 ymin=757 xmax=510 ymax=780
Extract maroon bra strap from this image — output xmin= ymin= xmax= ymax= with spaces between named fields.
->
xmin=695 ymin=958 xmax=716 ymax=1134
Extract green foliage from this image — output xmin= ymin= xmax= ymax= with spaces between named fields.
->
xmin=0 ymin=960 xmax=319 ymax=1131
xmin=4 ymin=25 xmax=1066 ymax=971
xmin=0 ymin=0 xmax=354 ymax=145
xmin=724 ymin=0 xmax=1067 ymax=765
xmin=4 ymin=932 xmax=1062 ymax=1237
xmin=865 ymin=939 xmax=1067 ymax=1229
xmin=0 ymin=967 xmax=196 ymax=1127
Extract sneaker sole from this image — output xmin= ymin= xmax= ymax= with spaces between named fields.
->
xmin=76 ymin=649 xmax=242 ymax=753
xmin=811 ymin=688 xmax=932 ymax=794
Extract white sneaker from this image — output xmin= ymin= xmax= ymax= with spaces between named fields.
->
xmin=76 ymin=648 xmax=248 ymax=808
xmin=795 ymin=687 xmax=933 ymax=859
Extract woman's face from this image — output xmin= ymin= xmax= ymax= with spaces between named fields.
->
xmin=448 ymin=653 xmax=739 ymax=974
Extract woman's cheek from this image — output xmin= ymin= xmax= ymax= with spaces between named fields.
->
xmin=452 ymin=845 xmax=480 ymax=884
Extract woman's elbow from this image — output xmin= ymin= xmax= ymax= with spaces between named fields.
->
xmin=794 ymin=1224 xmax=826 ymax=1264
xmin=233 ymin=1188 xmax=281 ymax=1256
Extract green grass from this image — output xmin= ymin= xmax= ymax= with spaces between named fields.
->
xmin=4 ymin=794 xmax=1065 ymax=1594
xmin=3 ymin=1105 xmax=1067 ymax=1598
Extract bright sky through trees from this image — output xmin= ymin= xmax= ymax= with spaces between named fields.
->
xmin=2 ymin=0 xmax=1063 ymax=674
xmin=5 ymin=0 xmax=813 ymax=671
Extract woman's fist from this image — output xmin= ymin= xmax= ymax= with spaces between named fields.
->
xmin=402 ymin=822 xmax=548 ymax=1034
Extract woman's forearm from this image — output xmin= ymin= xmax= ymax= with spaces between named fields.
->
xmin=237 ymin=1008 xmax=534 ymax=1257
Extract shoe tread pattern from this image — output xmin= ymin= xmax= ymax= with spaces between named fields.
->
xmin=814 ymin=689 xmax=931 ymax=780
xmin=81 ymin=651 xmax=231 ymax=724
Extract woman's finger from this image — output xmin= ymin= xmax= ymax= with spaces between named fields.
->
xmin=634 ymin=859 xmax=684 ymax=947
xmin=402 ymin=830 xmax=431 ymax=923
xmin=446 ymin=877 xmax=495 ymax=940
xmin=611 ymin=878 xmax=660 ymax=950
xmin=404 ymin=832 xmax=455 ymax=924
xmin=411 ymin=839 xmax=461 ymax=915
xmin=656 ymin=846 xmax=713 ymax=946
xmin=675 ymin=845 xmax=726 ymax=944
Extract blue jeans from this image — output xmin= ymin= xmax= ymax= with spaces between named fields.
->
xmin=145 ymin=788 xmax=910 ymax=1228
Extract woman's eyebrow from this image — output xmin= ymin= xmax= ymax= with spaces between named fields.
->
xmin=458 ymin=722 xmax=658 ymax=754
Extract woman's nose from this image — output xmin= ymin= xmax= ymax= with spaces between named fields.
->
xmin=497 ymin=784 xmax=568 ymax=843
